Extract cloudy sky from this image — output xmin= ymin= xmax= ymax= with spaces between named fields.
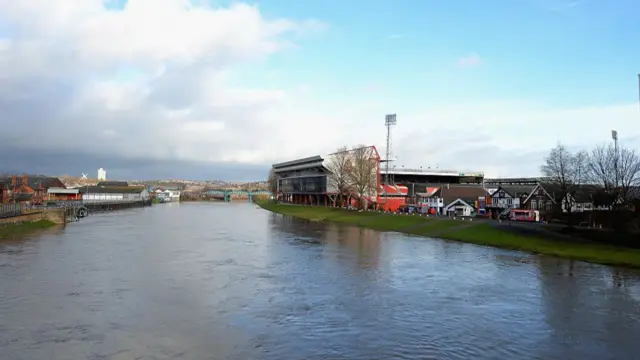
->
xmin=1 ymin=0 xmax=639 ymax=180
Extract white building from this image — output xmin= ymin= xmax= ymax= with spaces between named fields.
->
xmin=97 ymin=168 xmax=107 ymax=181
xmin=155 ymin=189 xmax=181 ymax=202
xmin=81 ymin=186 xmax=149 ymax=203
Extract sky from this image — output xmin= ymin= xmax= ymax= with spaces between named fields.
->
xmin=0 ymin=0 xmax=639 ymax=180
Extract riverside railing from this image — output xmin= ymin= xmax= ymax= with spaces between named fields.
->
xmin=0 ymin=203 xmax=23 ymax=219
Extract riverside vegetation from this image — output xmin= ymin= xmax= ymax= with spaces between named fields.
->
xmin=258 ymin=202 xmax=640 ymax=268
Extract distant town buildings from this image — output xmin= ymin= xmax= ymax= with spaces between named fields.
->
xmin=97 ymin=168 xmax=107 ymax=181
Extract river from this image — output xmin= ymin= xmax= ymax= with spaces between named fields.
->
xmin=1 ymin=203 xmax=639 ymax=360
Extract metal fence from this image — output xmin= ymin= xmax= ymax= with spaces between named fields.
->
xmin=0 ymin=203 xmax=23 ymax=218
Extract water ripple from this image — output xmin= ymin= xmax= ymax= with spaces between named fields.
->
xmin=0 ymin=203 xmax=639 ymax=360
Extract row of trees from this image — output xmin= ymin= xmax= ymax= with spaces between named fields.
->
xmin=268 ymin=145 xmax=379 ymax=209
xmin=541 ymin=141 xmax=640 ymax=214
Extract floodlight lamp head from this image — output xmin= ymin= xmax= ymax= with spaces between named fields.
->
xmin=385 ymin=114 xmax=397 ymax=125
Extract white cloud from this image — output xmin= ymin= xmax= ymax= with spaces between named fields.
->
xmin=0 ymin=0 xmax=638 ymax=180
xmin=457 ymin=53 xmax=482 ymax=68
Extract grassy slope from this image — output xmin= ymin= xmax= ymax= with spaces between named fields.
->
xmin=258 ymin=202 xmax=640 ymax=268
xmin=0 ymin=220 xmax=56 ymax=240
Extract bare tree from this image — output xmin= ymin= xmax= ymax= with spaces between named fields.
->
xmin=325 ymin=145 xmax=351 ymax=207
xmin=585 ymin=144 xmax=615 ymax=190
xmin=267 ymin=168 xmax=278 ymax=201
xmin=541 ymin=144 xmax=587 ymax=217
xmin=346 ymin=145 xmax=379 ymax=210
xmin=616 ymin=146 xmax=640 ymax=202
xmin=585 ymin=143 xmax=640 ymax=204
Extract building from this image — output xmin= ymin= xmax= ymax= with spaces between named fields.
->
xmin=0 ymin=174 xmax=66 ymax=204
xmin=416 ymin=184 xmax=489 ymax=216
xmin=97 ymin=168 xmax=107 ymax=181
xmin=382 ymin=167 xmax=485 ymax=185
xmin=47 ymin=187 xmax=81 ymax=201
xmin=273 ymin=147 xmax=490 ymax=211
xmin=80 ymin=186 xmax=150 ymax=203
xmin=273 ymin=146 xmax=383 ymax=209
xmin=153 ymin=183 xmax=184 ymax=202
xmin=154 ymin=189 xmax=181 ymax=202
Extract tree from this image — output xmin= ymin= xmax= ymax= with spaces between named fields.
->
xmin=585 ymin=143 xmax=640 ymax=205
xmin=267 ymin=168 xmax=277 ymax=201
xmin=346 ymin=145 xmax=379 ymax=210
xmin=615 ymin=146 xmax=640 ymax=203
xmin=325 ymin=145 xmax=351 ymax=207
xmin=585 ymin=144 xmax=615 ymax=190
xmin=541 ymin=144 xmax=587 ymax=218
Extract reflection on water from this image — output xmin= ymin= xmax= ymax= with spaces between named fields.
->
xmin=0 ymin=203 xmax=639 ymax=360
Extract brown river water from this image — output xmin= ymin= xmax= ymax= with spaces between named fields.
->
xmin=1 ymin=202 xmax=639 ymax=360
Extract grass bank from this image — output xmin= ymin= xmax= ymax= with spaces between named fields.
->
xmin=257 ymin=202 xmax=640 ymax=268
xmin=0 ymin=220 xmax=56 ymax=240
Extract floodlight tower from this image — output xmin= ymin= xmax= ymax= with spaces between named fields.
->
xmin=612 ymin=129 xmax=619 ymax=187
xmin=384 ymin=114 xmax=397 ymax=187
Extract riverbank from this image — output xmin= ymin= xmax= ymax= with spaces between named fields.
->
xmin=0 ymin=220 xmax=56 ymax=240
xmin=258 ymin=202 xmax=640 ymax=268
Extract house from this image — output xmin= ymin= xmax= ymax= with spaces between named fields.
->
xmin=441 ymin=184 xmax=489 ymax=217
xmin=527 ymin=183 xmax=611 ymax=213
xmin=483 ymin=184 xmax=538 ymax=217
xmin=154 ymin=188 xmax=181 ymax=202
xmin=417 ymin=184 xmax=488 ymax=216
xmin=80 ymin=186 xmax=150 ymax=203
xmin=517 ymin=183 xmax=556 ymax=211
xmin=0 ymin=174 xmax=66 ymax=204
xmin=416 ymin=186 xmax=444 ymax=213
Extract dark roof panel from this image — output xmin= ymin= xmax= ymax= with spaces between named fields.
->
xmin=96 ymin=181 xmax=129 ymax=187
xmin=440 ymin=184 xmax=488 ymax=204
xmin=273 ymin=155 xmax=323 ymax=169
xmin=80 ymin=186 xmax=146 ymax=194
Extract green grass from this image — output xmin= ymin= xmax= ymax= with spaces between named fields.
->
xmin=257 ymin=201 xmax=640 ymax=268
xmin=406 ymin=219 xmax=463 ymax=235
xmin=0 ymin=220 xmax=56 ymax=240
xmin=440 ymin=223 xmax=640 ymax=268
xmin=359 ymin=214 xmax=430 ymax=231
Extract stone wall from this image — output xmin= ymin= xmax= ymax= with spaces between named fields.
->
xmin=0 ymin=208 xmax=66 ymax=225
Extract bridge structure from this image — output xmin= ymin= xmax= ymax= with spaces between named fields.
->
xmin=205 ymin=189 xmax=271 ymax=202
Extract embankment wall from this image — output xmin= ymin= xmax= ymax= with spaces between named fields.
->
xmin=0 ymin=209 xmax=66 ymax=225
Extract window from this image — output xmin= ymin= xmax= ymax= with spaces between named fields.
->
xmin=531 ymin=200 xmax=537 ymax=209
xmin=279 ymin=176 xmax=327 ymax=193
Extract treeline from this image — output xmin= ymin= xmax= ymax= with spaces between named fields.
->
xmin=541 ymin=140 xmax=640 ymax=231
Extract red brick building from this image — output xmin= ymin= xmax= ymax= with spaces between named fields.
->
xmin=0 ymin=174 xmax=66 ymax=205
